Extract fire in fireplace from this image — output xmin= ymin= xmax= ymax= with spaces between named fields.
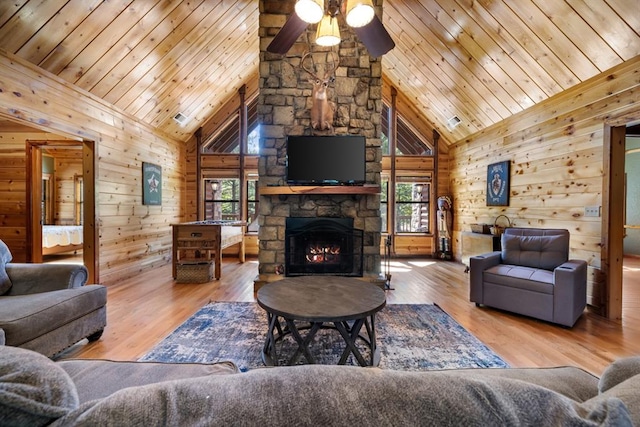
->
xmin=285 ymin=217 xmax=363 ymax=277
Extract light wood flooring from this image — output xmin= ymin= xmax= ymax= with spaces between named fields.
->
xmin=57 ymin=256 xmax=640 ymax=377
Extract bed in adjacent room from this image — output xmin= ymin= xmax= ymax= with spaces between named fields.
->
xmin=42 ymin=225 xmax=83 ymax=255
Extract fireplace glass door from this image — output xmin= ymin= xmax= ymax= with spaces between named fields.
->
xmin=285 ymin=218 xmax=363 ymax=277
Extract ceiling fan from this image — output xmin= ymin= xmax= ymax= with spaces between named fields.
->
xmin=266 ymin=0 xmax=395 ymax=57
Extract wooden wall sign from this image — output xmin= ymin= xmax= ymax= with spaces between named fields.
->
xmin=142 ymin=162 xmax=162 ymax=205
xmin=486 ymin=160 xmax=510 ymax=206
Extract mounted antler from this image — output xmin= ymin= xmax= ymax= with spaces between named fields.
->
xmin=301 ymin=51 xmax=339 ymax=131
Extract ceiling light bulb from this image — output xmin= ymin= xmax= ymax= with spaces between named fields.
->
xmin=345 ymin=0 xmax=375 ymax=28
xmin=295 ymin=0 xmax=324 ymax=24
xmin=316 ymin=15 xmax=341 ymax=47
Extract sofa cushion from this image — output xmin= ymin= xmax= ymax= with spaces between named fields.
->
xmin=58 ymin=358 xmax=239 ymax=404
xmin=502 ymin=234 xmax=568 ymax=270
xmin=51 ymin=364 xmax=631 ymax=426
xmin=584 ymin=373 xmax=640 ymax=426
xmin=0 ymin=345 xmax=78 ymax=427
xmin=451 ymin=365 xmax=598 ymax=402
xmin=0 ymin=285 xmax=107 ymax=347
xmin=0 ymin=267 xmax=11 ymax=296
xmin=484 ymin=264 xmax=555 ymax=294
xmin=0 ymin=240 xmax=13 ymax=296
xmin=599 ymin=356 xmax=640 ymax=393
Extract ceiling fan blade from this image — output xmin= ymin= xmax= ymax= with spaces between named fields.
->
xmin=266 ymin=13 xmax=308 ymax=54
xmin=353 ymin=15 xmax=395 ymax=57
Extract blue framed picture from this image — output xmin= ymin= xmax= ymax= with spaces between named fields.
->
xmin=486 ymin=160 xmax=510 ymax=206
xmin=142 ymin=162 xmax=162 ymax=205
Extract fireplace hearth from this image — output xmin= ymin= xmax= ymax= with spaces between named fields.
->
xmin=285 ymin=217 xmax=364 ymax=277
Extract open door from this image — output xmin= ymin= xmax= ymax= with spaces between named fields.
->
xmin=26 ymin=140 xmax=98 ymax=283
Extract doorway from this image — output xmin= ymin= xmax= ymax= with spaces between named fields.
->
xmin=26 ymin=139 xmax=98 ymax=283
xmin=603 ymin=118 xmax=640 ymax=320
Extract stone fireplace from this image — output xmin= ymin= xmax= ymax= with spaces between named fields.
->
xmin=257 ymin=1 xmax=384 ymax=285
xmin=285 ymin=217 xmax=363 ymax=276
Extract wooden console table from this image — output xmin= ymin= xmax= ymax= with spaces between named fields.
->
xmin=171 ymin=221 xmax=245 ymax=281
xmin=461 ymin=232 xmax=501 ymax=270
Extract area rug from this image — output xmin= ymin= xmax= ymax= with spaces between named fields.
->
xmin=140 ymin=302 xmax=508 ymax=372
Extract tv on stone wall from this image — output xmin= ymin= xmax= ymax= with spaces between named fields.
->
xmin=286 ymin=135 xmax=366 ymax=185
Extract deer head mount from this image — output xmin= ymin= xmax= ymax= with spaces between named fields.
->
xmin=301 ymin=51 xmax=339 ymax=132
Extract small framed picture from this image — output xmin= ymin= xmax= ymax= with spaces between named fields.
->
xmin=142 ymin=162 xmax=162 ymax=205
xmin=486 ymin=160 xmax=510 ymax=206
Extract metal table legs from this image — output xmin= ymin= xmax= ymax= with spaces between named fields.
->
xmin=261 ymin=312 xmax=380 ymax=367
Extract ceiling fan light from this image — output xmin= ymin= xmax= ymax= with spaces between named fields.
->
xmin=295 ymin=0 xmax=324 ymax=24
xmin=315 ymin=15 xmax=341 ymax=47
xmin=345 ymin=0 xmax=375 ymax=28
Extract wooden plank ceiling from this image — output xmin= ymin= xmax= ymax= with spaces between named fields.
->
xmin=0 ymin=0 xmax=638 ymax=145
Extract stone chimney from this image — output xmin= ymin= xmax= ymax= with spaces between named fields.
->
xmin=257 ymin=0 xmax=383 ymax=285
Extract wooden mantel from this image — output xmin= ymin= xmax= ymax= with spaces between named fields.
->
xmin=259 ymin=185 xmax=381 ymax=195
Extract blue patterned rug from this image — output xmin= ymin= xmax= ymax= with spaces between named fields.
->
xmin=140 ymin=302 xmax=508 ymax=371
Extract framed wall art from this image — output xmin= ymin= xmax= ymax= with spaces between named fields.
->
xmin=142 ymin=162 xmax=162 ymax=205
xmin=486 ymin=160 xmax=510 ymax=206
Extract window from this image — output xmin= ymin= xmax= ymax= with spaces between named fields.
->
xmin=203 ymin=116 xmax=240 ymax=154
xmin=246 ymin=175 xmax=259 ymax=232
xmin=381 ymin=102 xmax=433 ymax=155
xmin=395 ymin=178 xmax=430 ymax=233
xmin=204 ymin=178 xmax=241 ymax=221
xmin=396 ymin=116 xmax=432 ymax=155
xmin=246 ymin=99 xmax=260 ymax=154
xmin=381 ymin=104 xmax=390 ymax=155
xmin=380 ymin=176 xmax=389 ymax=233
xmin=202 ymin=97 xmax=259 ymax=154
xmin=247 ymin=125 xmax=260 ymax=155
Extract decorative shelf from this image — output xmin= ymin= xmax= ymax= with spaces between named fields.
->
xmin=259 ymin=185 xmax=380 ymax=195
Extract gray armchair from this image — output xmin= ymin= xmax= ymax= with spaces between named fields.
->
xmin=469 ymin=228 xmax=587 ymax=327
xmin=0 ymin=240 xmax=107 ymax=357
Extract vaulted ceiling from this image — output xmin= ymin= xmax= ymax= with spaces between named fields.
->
xmin=0 ymin=0 xmax=638 ymax=145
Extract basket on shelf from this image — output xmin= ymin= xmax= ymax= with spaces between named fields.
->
xmin=176 ymin=261 xmax=213 ymax=284
xmin=490 ymin=215 xmax=511 ymax=236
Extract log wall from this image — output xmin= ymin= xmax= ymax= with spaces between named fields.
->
xmin=0 ymin=50 xmax=185 ymax=284
xmin=449 ymin=56 xmax=640 ymax=308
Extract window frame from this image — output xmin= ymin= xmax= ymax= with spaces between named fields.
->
xmin=394 ymin=176 xmax=432 ymax=234
xmin=203 ymin=177 xmax=242 ymax=222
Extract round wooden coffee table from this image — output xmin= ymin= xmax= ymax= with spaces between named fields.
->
xmin=256 ymin=276 xmax=386 ymax=367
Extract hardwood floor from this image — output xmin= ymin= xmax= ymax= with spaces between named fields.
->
xmin=57 ymin=256 xmax=640 ymax=377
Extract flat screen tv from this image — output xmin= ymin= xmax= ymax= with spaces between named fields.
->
xmin=286 ymin=135 xmax=366 ymax=185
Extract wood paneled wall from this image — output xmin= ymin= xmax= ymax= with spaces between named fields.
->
xmin=449 ymin=56 xmax=640 ymax=308
xmin=0 ymin=50 xmax=186 ymax=284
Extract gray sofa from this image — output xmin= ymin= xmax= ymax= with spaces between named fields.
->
xmin=0 ymin=345 xmax=638 ymax=426
xmin=0 ymin=240 xmax=107 ymax=358
xmin=470 ymin=228 xmax=587 ymax=327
